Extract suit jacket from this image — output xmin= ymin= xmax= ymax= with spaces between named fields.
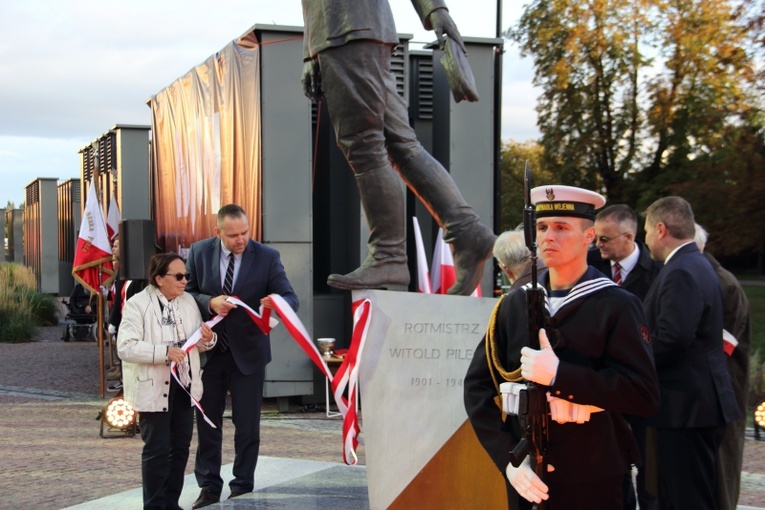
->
xmin=185 ymin=237 xmax=299 ymax=375
xmin=302 ymin=0 xmax=447 ymax=59
xmin=588 ymin=241 xmax=662 ymax=301
xmin=643 ymin=243 xmax=739 ymax=429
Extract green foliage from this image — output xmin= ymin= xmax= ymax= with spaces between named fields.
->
xmin=510 ymin=0 xmax=654 ymax=202
xmin=743 ymin=284 xmax=765 ymax=407
xmin=507 ymin=0 xmax=765 ymax=260
xmin=499 ymin=140 xmax=551 ymax=231
xmin=26 ymin=291 xmax=59 ymax=326
xmin=0 ymin=308 xmax=37 ymax=344
xmin=745 ymin=284 xmax=765 ymax=360
xmin=667 ymin=124 xmax=765 ymax=256
xmin=0 ymin=263 xmax=60 ymax=342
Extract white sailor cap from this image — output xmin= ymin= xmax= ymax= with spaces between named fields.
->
xmin=530 ymin=185 xmax=606 ymax=220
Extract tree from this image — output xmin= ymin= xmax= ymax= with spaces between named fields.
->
xmin=510 ymin=0 xmax=654 ymax=203
xmin=509 ymin=0 xmax=765 ymax=260
xmin=499 ymin=140 xmax=552 ymax=231
xmin=668 ymin=125 xmax=765 ymax=257
xmin=643 ymin=0 xmax=757 ymax=194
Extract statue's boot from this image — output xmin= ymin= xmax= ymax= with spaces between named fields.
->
xmin=397 ymin=151 xmax=496 ymax=295
xmin=327 ymin=167 xmax=410 ymax=291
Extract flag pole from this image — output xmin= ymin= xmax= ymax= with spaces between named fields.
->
xmin=98 ymin=265 xmax=105 ymax=398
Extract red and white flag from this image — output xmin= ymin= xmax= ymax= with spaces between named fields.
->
xmin=722 ymin=329 xmax=738 ymax=356
xmin=106 ymin=195 xmax=121 ymax=242
xmin=431 ymin=228 xmax=456 ymax=294
xmin=412 ymin=217 xmax=432 ymax=294
xmin=72 ymin=179 xmax=115 ymax=294
xmin=431 ymin=228 xmax=482 ymax=297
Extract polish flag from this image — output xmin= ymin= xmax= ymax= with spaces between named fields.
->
xmin=722 ymin=329 xmax=738 ymax=356
xmin=72 ymin=179 xmax=115 ymax=294
xmin=431 ymin=228 xmax=481 ymax=296
xmin=106 ymin=195 xmax=121 ymax=242
xmin=430 ymin=228 xmax=455 ymax=294
xmin=412 ymin=217 xmax=432 ymax=294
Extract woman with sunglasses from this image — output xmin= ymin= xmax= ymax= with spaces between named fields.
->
xmin=118 ymin=252 xmax=217 ymax=510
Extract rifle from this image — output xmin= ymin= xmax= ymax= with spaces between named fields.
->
xmin=509 ymin=162 xmax=549 ymax=506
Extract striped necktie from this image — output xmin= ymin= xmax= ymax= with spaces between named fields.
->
xmin=218 ymin=253 xmax=235 ymax=351
xmin=613 ymin=262 xmax=622 ymax=286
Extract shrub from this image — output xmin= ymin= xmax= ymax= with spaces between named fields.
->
xmin=0 ymin=263 xmax=60 ymax=342
xmin=0 ymin=308 xmax=37 ymax=343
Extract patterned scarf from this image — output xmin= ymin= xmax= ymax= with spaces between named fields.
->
xmin=154 ymin=287 xmax=191 ymax=388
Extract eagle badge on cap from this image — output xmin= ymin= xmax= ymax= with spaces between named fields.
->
xmin=546 ymin=188 xmax=555 ymax=201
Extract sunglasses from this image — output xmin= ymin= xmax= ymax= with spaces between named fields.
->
xmin=165 ymin=273 xmax=191 ymax=281
xmin=596 ymin=232 xmax=629 ymax=244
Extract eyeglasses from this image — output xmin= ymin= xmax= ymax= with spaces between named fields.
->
xmin=164 ymin=273 xmax=191 ymax=281
xmin=596 ymin=232 xmax=629 ymax=244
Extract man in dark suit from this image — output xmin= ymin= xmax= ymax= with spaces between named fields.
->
xmin=185 ymin=204 xmax=299 ymax=508
xmin=643 ymin=197 xmax=740 ymax=510
xmin=590 ymin=204 xmax=662 ymax=510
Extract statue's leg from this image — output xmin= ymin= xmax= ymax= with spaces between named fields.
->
xmin=383 ymin=76 xmax=496 ymax=296
xmin=318 ymin=42 xmax=409 ymax=291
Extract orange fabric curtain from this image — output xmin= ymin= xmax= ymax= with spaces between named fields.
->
xmin=149 ymin=37 xmax=262 ymax=254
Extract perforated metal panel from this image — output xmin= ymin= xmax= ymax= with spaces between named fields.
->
xmin=23 ymin=178 xmax=59 ymax=293
xmin=57 ymin=178 xmax=81 ymax=296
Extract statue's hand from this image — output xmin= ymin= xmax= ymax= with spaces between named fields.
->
xmin=301 ymin=59 xmax=323 ymax=102
xmin=429 ymin=9 xmax=466 ymax=54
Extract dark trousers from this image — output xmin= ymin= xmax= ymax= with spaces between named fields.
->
xmin=138 ymin=378 xmax=193 ymax=510
xmin=194 ymin=348 xmax=265 ymax=494
xmin=504 ymin=474 xmax=621 ymax=509
xmin=656 ymin=425 xmax=725 ymax=510
xmin=623 ymin=416 xmax=658 ymax=510
xmin=547 ymin=474 xmax=623 ymax=510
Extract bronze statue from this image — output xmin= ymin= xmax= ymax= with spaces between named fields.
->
xmin=301 ymin=0 xmax=495 ymax=295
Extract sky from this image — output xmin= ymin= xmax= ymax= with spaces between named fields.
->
xmin=0 ymin=0 xmax=539 ymax=207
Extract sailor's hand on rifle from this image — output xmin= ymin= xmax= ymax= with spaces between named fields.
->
xmin=506 ymin=457 xmax=552 ymax=504
xmin=520 ymin=329 xmax=559 ymax=386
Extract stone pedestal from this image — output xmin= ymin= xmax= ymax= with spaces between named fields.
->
xmin=354 ymin=290 xmax=506 ymax=509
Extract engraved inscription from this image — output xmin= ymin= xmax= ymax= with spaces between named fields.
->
xmin=403 ymin=322 xmax=481 ymax=335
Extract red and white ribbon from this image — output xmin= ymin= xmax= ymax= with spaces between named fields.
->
xmin=170 ymin=297 xmax=278 ymax=428
xmin=266 ymin=294 xmax=372 ymax=465
xmin=171 ymin=315 xmax=222 ymax=428
xmin=175 ymin=293 xmax=371 ymax=464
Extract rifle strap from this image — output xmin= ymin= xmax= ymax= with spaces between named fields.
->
xmin=485 ymin=294 xmax=524 ymax=396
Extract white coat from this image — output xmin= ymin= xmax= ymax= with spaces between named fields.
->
xmin=117 ymin=286 xmax=211 ymax=412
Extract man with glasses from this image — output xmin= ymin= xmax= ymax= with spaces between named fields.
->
xmin=590 ymin=204 xmax=662 ymax=301
xmin=589 ymin=204 xmax=662 ymax=510
xmin=185 ymin=204 xmax=299 ymax=508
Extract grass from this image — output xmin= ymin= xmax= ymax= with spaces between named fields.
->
xmin=744 ymin=285 xmax=765 ymax=356
xmin=744 ymin=284 xmax=765 ymax=412
xmin=0 ymin=263 xmax=60 ymax=343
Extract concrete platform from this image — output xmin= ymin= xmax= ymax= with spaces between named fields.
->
xmin=63 ymin=456 xmax=369 ymax=510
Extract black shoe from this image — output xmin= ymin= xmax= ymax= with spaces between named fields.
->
xmin=106 ymin=381 xmax=123 ymax=392
xmin=228 ymin=491 xmax=250 ymax=499
xmin=192 ymin=488 xmax=220 ymax=509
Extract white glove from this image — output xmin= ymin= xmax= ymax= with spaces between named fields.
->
xmin=520 ymin=329 xmax=559 ymax=386
xmin=506 ymin=456 xmax=550 ymax=504
xmin=547 ymin=393 xmax=604 ymax=424
xmin=107 ymin=324 xmax=116 ymax=335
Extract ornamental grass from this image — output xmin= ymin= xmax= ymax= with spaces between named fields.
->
xmin=0 ymin=263 xmax=59 ymax=343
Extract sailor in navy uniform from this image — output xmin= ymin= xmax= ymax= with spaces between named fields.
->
xmin=464 ymin=185 xmax=659 ymax=510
